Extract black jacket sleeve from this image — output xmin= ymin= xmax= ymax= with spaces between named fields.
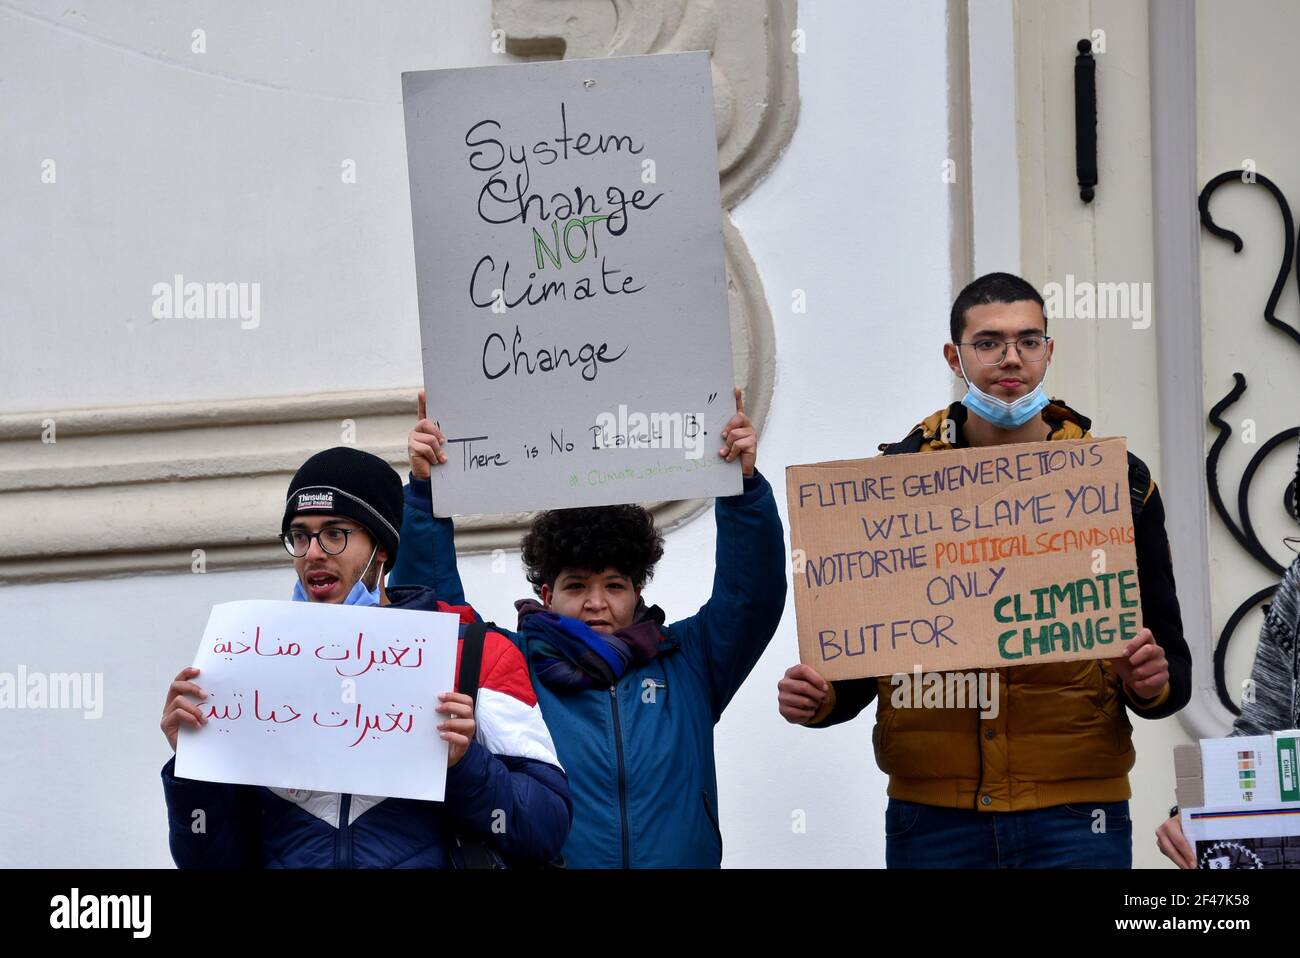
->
xmin=804 ymin=676 xmax=879 ymax=728
xmin=1124 ymin=483 xmax=1191 ymax=719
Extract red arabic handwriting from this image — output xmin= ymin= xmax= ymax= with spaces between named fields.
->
xmin=313 ymin=632 xmax=426 ymax=677
xmin=201 ymin=692 xmax=417 ymax=748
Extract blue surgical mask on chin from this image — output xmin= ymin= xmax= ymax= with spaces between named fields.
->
xmin=958 ymin=352 xmax=1050 ymax=431
xmin=291 ymin=545 xmax=381 ymax=607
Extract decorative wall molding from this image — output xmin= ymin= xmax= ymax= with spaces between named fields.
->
xmin=3 ymin=0 xmax=795 ymax=583
xmin=1148 ymin=0 xmax=1231 ymax=738
xmin=0 ymin=341 xmax=759 ymax=583
xmin=945 ymin=0 xmax=974 ymax=294
xmin=0 ymin=389 xmax=415 ymax=583
xmin=494 ymin=0 xmax=800 ymax=209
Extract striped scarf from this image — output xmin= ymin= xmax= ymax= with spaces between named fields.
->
xmin=515 ymin=598 xmax=665 ymax=692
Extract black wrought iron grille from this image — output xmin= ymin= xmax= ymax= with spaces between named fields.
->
xmin=1199 ymin=169 xmax=1300 ymax=716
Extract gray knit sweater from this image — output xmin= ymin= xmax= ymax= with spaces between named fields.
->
xmin=1232 ymin=552 xmax=1300 ymax=736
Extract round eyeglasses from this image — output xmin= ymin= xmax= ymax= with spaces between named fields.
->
xmin=281 ymin=527 xmax=355 ymax=557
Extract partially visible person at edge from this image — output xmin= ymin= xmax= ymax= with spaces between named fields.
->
xmin=777 ymin=271 xmax=1191 ymax=868
xmin=390 ymin=387 xmax=787 ymax=867
xmin=159 ymin=446 xmax=571 ymax=867
xmin=1157 ymin=445 xmax=1300 ymax=868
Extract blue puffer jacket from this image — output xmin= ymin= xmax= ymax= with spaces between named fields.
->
xmin=391 ymin=472 xmax=787 ymax=867
xmin=161 ymin=585 xmax=572 ymax=868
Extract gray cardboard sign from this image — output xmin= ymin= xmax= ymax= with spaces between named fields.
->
xmin=401 ymin=52 xmax=742 ymax=517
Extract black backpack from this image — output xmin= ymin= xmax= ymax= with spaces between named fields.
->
xmin=448 ymin=621 xmax=565 ymax=870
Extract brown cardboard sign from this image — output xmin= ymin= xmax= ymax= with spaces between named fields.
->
xmin=785 ymin=437 xmax=1143 ymax=680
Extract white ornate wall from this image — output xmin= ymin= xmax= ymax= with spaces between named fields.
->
xmin=0 ymin=0 xmax=954 ymax=867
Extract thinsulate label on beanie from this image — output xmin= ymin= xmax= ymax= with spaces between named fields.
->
xmin=296 ymin=491 xmax=335 ymax=511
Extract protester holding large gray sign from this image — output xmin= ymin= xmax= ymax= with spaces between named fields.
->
xmin=392 ymin=387 xmax=786 ymax=867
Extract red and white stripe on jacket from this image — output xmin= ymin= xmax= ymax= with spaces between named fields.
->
xmin=441 ymin=601 xmax=562 ymax=771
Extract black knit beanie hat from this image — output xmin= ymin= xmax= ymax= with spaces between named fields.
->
xmin=282 ymin=447 xmax=403 ymax=570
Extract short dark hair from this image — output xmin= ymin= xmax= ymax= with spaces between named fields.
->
xmin=949 ymin=272 xmax=1047 ymax=343
xmin=521 ymin=504 xmax=665 ymax=595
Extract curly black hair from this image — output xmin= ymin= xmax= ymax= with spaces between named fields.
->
xmin=520 ymin=504 xmax=665 ymax=595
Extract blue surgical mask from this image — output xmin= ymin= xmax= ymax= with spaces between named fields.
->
xmin=291 ymin=545 xmax=381 ymax=607
xmin=958 ymin=353 xmax=1050 ymax=430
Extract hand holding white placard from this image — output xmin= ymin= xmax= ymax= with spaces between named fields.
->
xmin=174 ymin=600 xmax=459 ymax=802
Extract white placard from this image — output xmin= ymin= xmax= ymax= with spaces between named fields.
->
xmin=401 ymin=51 xmax=742 ymax=516
xmin=175 ymin=600 xmax=459 ymax=802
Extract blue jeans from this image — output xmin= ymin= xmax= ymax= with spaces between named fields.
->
xmin=884 ymin=798 xmax=1132 ymax=868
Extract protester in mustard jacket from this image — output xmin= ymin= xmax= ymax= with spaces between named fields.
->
xmin=779 ymin=272 xmax=1191 ymax=868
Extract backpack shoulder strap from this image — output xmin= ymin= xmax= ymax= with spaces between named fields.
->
xmin=1126 ymin=451 xmax=1153 ymax=524
xmin=882 ymin=427 xmax=929 ymax=456
xmin=449 ymin=619 xmax=508 ymax=870
xmin=457 ymin=620 xmax=490 ymax=704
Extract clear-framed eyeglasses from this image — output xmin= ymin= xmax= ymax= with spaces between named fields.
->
xmin=958 ymin=334 xmax=1052 ymax=366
